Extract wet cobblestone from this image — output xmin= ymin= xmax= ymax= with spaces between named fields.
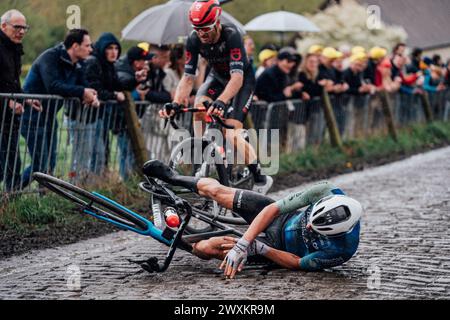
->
xmin=1 ymin=147 xmax=449 ymax=299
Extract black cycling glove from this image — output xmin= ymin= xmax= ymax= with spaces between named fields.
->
xmin=162 ymin=102 xmax=180 ymax=115
xmin=210 ymin=100 xmax=227 ymax=114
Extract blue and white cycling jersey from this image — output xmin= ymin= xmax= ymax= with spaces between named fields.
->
xmin=275 ymin=183 xmax=360 ymax=271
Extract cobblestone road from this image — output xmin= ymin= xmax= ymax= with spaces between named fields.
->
xmin=1 ymin=147 xmax=449 ymax=300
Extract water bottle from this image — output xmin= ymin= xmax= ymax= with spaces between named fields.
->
xmin=152 ymin=202 xmax=163 ymax=229
xmin=164 ymin=207 xmax=181 ymax=228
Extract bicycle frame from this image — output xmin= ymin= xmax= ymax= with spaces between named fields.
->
xmin=168 ymin=103 xmax=254 ymax=190
xmin=77 ymin=175 xmax=244 ymax=273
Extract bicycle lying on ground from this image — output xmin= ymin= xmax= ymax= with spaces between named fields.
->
xmin=33 ymin=171 xmax=272 ymax=274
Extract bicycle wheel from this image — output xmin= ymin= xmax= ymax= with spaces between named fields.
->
xmin=168 ymin=138 xmax=237 ymax=234
xmin=33 ymin=173 xmax=148 ymax=232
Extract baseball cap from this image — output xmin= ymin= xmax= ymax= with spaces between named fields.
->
xmin=308 ymin=44 xmax=324 ymax=55
xmin=278 ymin=47 xmax=301 ymax=63
xmin=352 ymin=46 xmax=366 ymax=55
xmin=259 ymin=49 xmax=278 ymax=64
xmin=369 ymin=46 xmax=387 ymax=60
xmin=350 ymin=52 xmax=368 ymax=63
xmin=127 ymin=46 xmax=154 ymax=62
xmin=137 ymin=42 xmax=150 ymax=52
xmin=322 ymin=47 xmax=342 ymax=59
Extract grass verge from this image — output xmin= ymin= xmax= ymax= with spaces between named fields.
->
xmin=274 ymin=121 xmax=450 ymax=190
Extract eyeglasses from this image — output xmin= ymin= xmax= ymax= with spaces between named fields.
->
xmin=7 ymin=22 xmax=30 ymax=32
xmin=192 ymin=23 xmax=216 ymax=34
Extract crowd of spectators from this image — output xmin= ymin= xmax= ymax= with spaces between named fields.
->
xmin=1 ymin=8 xmax=449 ymax=192
xmin=253 ymin=42 xmax=449 ymax=103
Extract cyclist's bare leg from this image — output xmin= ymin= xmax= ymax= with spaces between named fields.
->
xmin=224 ymin=119 xmax=258 ymax=166
xmin=193 ymin=95 xmax=212 ymax=138
xmin=191 ymin=179 xmax=239 ymax=260
xmin=197 ymin=177 xmax=237 ymax=209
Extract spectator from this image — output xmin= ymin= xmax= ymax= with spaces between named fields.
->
xmin=244 ymin=35 xmax=256 ymax=74
xmin=75 ymin=32 xmax=125 ymax=176
xmin=406 ymin=48 xmax=423 ymax=74
xmin=298 ymin=53 xmax=326 ymax=100
xmin=392 ymin=42 xmax=406 ymax=57
xmin=255 ymin=50 xmax=303 ymax=102
xmin=338 ymin=44 xmax=352 ymax=69
xmin=391 ymin=53 xmax=421 ymax=94
xmin=423 ymin=65 xmax=446 ymax=93
xmin=139 ymin=44 xmax=171 ymax=104
xmin=432 ymin=54 xmax=444 ymax=67
xmin=422 ymin=56 xmax=433 ymax=69
xmin=163 ymin=44 xmax=186 ymax=99
xmin=445 ymin=59 xmax=450 ymax=87
xmin=365 ymin=46 xmax=387 ymax=85
xmin=319 ymin=47 xmax=344 ymax=93
xmin=0 ymin=9 xmax=41 ymax=192
xmin=20 ymin=28 xmax=98 ymax=189
xmin=279 ymin=47 xmax=302 ymax=85
xmin=115 ymin=45 xmax=153 ymax=180
xmin=331 ymin=51 xmax=349 ymax=94
xmin=115 ymin=45 xmax=151 ymax=92
xmin=375 ymin=57 xmax=401 ymax=93
xmin=343 ymin=52 xmax=376 ymax=95
xmin=255 ymin=49 xmax=277 ymax=79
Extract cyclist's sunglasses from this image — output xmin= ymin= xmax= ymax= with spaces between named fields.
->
xmin=7 ymin=22 xmax=30 ymax=32
xmin=192 ymin=22 xmax=216 ymax=34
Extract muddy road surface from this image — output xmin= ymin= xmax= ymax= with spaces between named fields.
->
xmin=1 ymin=147 xmax=449 ymax=300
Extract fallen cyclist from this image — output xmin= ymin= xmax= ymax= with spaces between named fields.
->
xmin=144 ymin=160 xmax=363 ymax=279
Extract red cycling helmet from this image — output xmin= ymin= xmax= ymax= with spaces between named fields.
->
xmin=189 ymin=0 xmax=222 ymax=28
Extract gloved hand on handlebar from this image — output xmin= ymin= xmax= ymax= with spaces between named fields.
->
xmin=207 ymin=99 xmax=227 ymax=118
xmin=159 ymin=102 xmax=180 ymax=119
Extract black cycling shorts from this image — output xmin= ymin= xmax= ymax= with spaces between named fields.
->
xmin=232 ymin=190 xmax=295 ymax=251
xmin=196 ymin=71 xmax=255 ymax=124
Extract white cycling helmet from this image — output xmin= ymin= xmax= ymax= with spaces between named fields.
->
xmin=308 ymin=195 xmax=362 ymax=236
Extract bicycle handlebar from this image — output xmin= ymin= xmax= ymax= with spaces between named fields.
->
xmin=164 ymin=101 xmax=235 ymax=130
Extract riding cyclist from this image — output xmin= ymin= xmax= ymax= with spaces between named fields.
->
xmin=159 ymin=0 xmax=273 ymax=194
xmin=144 ymin=160 xmax=362 ymax=279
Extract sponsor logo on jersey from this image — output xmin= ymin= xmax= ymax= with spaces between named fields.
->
xmin=231 ymin=48 xmax=242 ymax=61
xmin=186 ymin=51 xmax=192 ymax=64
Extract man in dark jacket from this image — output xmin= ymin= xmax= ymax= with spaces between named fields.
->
xmin=115 ymin=46 xmax=151 ymax=92
xmin=20 ymin=28 xmax=98 ymax=189
xmin=0 ymin=9 xmax=41 ymax=192
xmin=143 ymin=44 xmax=172 ymax=104
xmin=255 ymin=50 xmax=303 ymax=103
xmin=114 ymin=45 xmax=153 ymax=179
xmin=71 ymin=32 xmax=125 ymax=176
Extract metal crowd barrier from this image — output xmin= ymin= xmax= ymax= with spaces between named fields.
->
xmin=1 ymin=89 xmax=450 ymax=196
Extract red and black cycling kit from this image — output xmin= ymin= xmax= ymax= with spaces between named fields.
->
xmin=185 ymin=24 xmax=255 ymax=123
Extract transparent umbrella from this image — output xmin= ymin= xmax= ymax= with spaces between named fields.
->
xmin=244 ymin=10 xmax=320 ymax=45
xmin=122 ymin=0 xmax=245 ymax=45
